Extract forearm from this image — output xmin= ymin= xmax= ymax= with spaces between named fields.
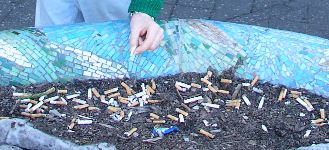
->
xmin=128 ymin=0 xmax=164 ymax=18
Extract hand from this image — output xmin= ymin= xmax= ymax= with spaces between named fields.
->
xmin=129 ymin=13 xmax=164 ymax=55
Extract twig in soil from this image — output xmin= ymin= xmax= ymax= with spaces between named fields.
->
xmin=181 ymin=103 xmax=191 ymax=111
xmin=14 ymin=87 xmax=56 ymax=99
xmin=232 ymin=84 xmax=242 ymax=99
xmin=9 ymin=100 xmax=20 ymax=114
xmin=176 ymin=89 xmax=183 ymax=101
xmin=142 ymin=137 xmax=163 ymax=143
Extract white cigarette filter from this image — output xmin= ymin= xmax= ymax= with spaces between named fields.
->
xmin=179 ymin=114 xmax=185 ymax=123
xmin=258 ymin=96 xmax=265 ymax=109
xmin=201 ymin=103 xmax=220 ymax=108
xmin=66 ymin=94 xmax=80 ymax=100
xmin=304 ymin=130 xmax=311 ymax=138
xmin=175 ymin=81 xmax=191 ymax=89
xmin=242 ymin=94 xmax=251 ymax=106
xmin=77 ymin=119 xmax=93 ymax=125
xmin=296 ymin=98 xmax=313 ymax=111
xmin=184 ymin=96 xmax=203 ymax=104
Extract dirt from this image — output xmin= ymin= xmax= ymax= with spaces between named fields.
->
xmin=0 ymin=68 xmax=328 ymax=150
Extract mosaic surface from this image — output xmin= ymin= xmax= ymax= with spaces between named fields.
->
xmin=0 ymin=19 xmax=328 ymax=97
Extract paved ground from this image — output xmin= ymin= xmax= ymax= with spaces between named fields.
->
xmin=0 ymin=0 xmax=328 ymax=39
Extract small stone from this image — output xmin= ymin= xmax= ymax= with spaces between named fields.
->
xmin=299 ymin=113 xmax=305 ymax=117
xmin=133 ymin=132 xmax=139 ymax=137
xmin=192 ymin=106 xmax=200 ymax=110
xmin=242 ymin=116 xmax=249 ymax=120
xmin=248 ymin=140 xmax=257 ymax=146
xmin=285 ymin=101 xmax=291 ymax=105
xmin=183 ymin=136 xmax=190 ymax=142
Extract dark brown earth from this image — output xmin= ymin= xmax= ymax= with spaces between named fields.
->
xmin=0 ymin=68 xmax=328 ymax=150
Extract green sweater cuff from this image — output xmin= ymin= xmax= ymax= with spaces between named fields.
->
xmin=128 ymin=0 xmax=164 ymax=18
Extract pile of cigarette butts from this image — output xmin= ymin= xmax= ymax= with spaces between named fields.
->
xmin=4 ymin=70 xmax=328 ymax=142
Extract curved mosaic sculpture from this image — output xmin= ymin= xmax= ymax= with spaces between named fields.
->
xmin=0 ymin=19 xmax=328 ymax=97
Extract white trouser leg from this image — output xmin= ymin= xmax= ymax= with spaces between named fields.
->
xmin=35 ymin=0 xmax=84 ymax=27
xmin=76 ymin=0 xmax=131 ymax=23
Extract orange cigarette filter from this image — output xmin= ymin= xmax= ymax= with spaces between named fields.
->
xmin=153 ymin=120 xmax=166 ymax=124
xmin=167 ymin=114 xmax=179 ymax=121
xmin=121 ymin=82 xmax=133 ymax=96
xmin=199 ymin=129 xmax=215 ymax=139
xmin=146 ymin=85 xmax=155 ymax=94
xmin=218 ymin=90 xmax=230 ymax=94
xmin=290 ymin=90 xmax=302 ymax=95
xmin=57 ymin=90 xmax=68 ymax=94
xmin=108 ymin=92 xmax=120 ymax=98
xmin=91 ymin=88 xmax=101 ymax=98
xmin=74 ymin=104 xmax=89 ymax=110
xmin=107 ymin=106 xmax=119 ymax=113
xmin=68 ymin=118 xmax=76 ymax=129
xmin=207 ymin=85 xmax=217 ymax=93
xmin=176 ymin=108 xmax=188 ymax=116
xmin=147 ymin=100 xmax=161 ymax=104
xmin=151 ymin=79 xmax=156 ymax=90
xmin=201 ymin=78 xmax=212 ymax=85
xmin=251 ymin=75 xmax=259 ymax=86
xmin=120 ymin=111 xmax=125 ymax=118
xmin=220 ymin=79 xmax=232 ymax=84
xmin=191 ymin=83 xmax=201 ymax=88
xmin=118 ymin=96 xmax=129 ymax=104
xmin=150 ymin=113 xmax=160 ymax=119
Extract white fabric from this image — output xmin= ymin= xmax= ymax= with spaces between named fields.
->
xmin=35 ymin=0 xmax=131 ymax=27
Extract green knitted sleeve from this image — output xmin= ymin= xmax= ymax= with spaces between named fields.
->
xmin=128 ymin=0 xmax=164 ymax=18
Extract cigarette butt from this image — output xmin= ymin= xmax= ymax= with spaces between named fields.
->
xmin=147 ymin=100 xmax=161 ymax=104
xmin=30 ymin=113 xmax=46 ymax=118
xmin=107 ymin=106 xmax=119 ymax=113
xmin=201 ymin=78 xmax=212 ymax=85
xmin=290 ymin=91 xmax=302 ymax=95
xmin=207 ymin=71 xmax=213 ymax=78
xmin=207 ymin=85 xmax=217 ymax=93
xmin=104 ymin=88 xmax=119 ymax=95
xmin=320 ymin=109 xmax=325 ymax=119
xmin=251 ymin=75 xmax=259 ymax=86
xmin=232 ymin=84 xmax=242 ymax=100
xmin=125 ymin=128 xmax=137 ymax=136
xmin=146 ymin=85 xmax=155 ymax=94
xmin=311 ymin=119 xmax=325 ymax=124
xmin=150 ymin=113 xmax=160 ymax=119
xmin=68 ymin=118 xmax=76 ymax=129
xmin=88 ymin=107 xmax=100 ymax=111
xmin=30 ymin=100 xmax=38 ymax=105
xmin=57 ymin=90 xmax=68 ymax=94
xmin=118 ymin=96 xmax=129 ymax=104
xmin=220 ymin=79 xmax=232 ymax=84
xmin=120 ymin=111 xmax=125 ymax=119
xmin=176 ymin=108 xmax=188 ymax=116
xmin=21 ymin=112 xmax=32 ymax=117
xmin=175 ymin=84 xmax=186 ymax=92
xmin=303 ymin=99 xmax=314 ymax=111
xmin=41 ymin=105 xmax=48 ymax=110
xmin=226 ymin=100 xmax=241 ymax=109
xmin=74 ymin=104 xmax=89 ymax=110
xmin=91 ymin=88 xmax=101 ymax=98
xmin=130 ymin=101 xmax=140 ymax=107
xmin=88 ymin=88 xmax=92 ymax=99
xmin=191 ymin=83 xmax=201 ymax=88
xmin=153 ymin=120 xmax=166 ymax=124
xmin=50 ymin=101 xmax=67 ymax=105
xmin=121 ymin=82 xmax=133 ymax=96
xmin=151 ymin=79 xmax=157 ymax=90
xmin=100 ymin=95 xmax=106 ymax=101
xmin=19 ymin=105 xmax=28 ymax=109
xmin=218 ymin=90 xmax=230 ymax=95
xmin=278 ymin=88 xmax=286 ymax=101
xmin=167 ymin=114 xmax=179 ymax=121
xmin=72 ymin=98 xmax=87 ymax=104
xmin=199 ymin=129 xmax=215 ymax=139
xmin=108 ymin=92 xmax=120 ymax=98
xmin=290 ymin=94 xmax=299 ymax=99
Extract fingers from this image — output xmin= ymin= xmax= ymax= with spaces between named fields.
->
xmin=134 ymin=25 xmax=159 ymax=54
xmin=150 ymin=28 xmax=164 ymax=50
xmin=129 ymin=28 xmax=140 ymax=54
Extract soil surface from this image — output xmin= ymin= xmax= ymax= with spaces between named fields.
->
xmin=0 ymin=68 xmax=328 ymax=150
